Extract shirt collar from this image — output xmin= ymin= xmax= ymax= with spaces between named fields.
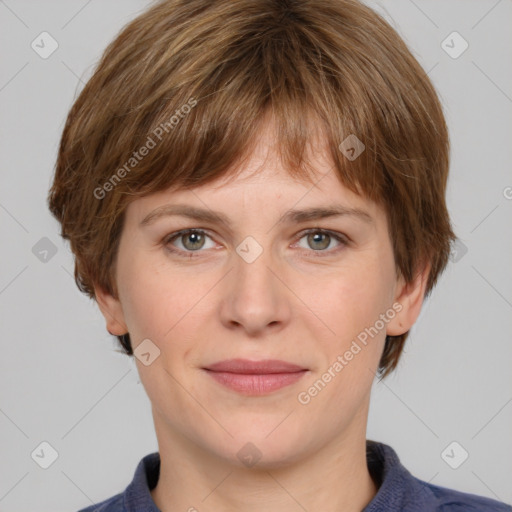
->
xmin=363 ymin=440 xmax=436 ymax=511
xmin=121 ymin=440 xmax=435 ymax=511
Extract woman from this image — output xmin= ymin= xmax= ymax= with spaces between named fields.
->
xmin=48 ymin=0 xmax=511 ymax=510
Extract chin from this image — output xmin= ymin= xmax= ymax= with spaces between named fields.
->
xmin=205 ymin=425 xmax=310 ymax=470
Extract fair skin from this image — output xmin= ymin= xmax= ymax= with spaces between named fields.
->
xmin=95 ymin=120 xmax=429 ymax=512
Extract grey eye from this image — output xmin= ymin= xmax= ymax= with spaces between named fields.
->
xmin=305 ymin=232 xmax=332 ymax=250
xmin=180 ymin=231 xmax=206 ymax=251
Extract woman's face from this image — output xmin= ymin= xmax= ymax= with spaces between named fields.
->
xmin=96 ymin=123 xmax=426 ymax=468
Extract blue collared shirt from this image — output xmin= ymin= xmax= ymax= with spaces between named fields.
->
xmin=77 ymin=441 xmax=511 ymax=511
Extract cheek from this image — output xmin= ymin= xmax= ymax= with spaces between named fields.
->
xmin=116 ymin=254 xmax=205 ymax=345
xmin=303 ymin=262 xmax=392 ymax=337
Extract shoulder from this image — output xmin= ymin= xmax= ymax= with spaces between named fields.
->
xmin=417 ymin=479 xmax=512 ymax=512
xmin=74 ymin=451 xmax=161 ymax=512
xmin=365 ymin=441 xmax=511 ymax=512
xmin=76 ymin=492 xmax=124 ymax=512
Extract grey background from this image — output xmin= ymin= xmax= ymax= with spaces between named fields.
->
xmin=0 ymin=0 xmax=511 ymax=510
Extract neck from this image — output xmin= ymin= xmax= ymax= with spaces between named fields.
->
xmin=150 ymin=411 xmax=378 ymax=512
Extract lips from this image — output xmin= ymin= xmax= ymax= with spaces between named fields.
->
xmin=203 ymin=359 xmax=308 ymax=395
xmin=205 ymin=358 xmax=306 ymax=374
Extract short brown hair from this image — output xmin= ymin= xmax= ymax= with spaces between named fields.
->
xmin=48 ymin=0 xmax=456 ymax=378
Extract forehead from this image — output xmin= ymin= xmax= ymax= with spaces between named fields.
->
xmin=124 ymin=117 xmax=384 ymax=226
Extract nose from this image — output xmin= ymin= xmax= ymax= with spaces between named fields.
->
xmin=219 ymin=244 xmax=292 ymax=337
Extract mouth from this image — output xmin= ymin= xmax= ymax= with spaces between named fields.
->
xmin=202 ymin=359 xmax=308 ymax=395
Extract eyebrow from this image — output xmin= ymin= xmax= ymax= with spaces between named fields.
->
xmin=140 ymin=203 xmax=374 ymax=228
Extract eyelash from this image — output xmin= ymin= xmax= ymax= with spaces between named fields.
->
xmin=162 ymin=228 xmax=349 ymax=258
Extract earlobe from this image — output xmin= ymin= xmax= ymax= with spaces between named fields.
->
xmin=93 ymin=283 xmax=128 ymax=336
xmin=386 ymin=262 xmax=430 ymax=337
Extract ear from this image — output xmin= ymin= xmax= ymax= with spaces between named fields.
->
xmin=386 ymin=261 xmax=431 ymax=337
xmin=93 ymin=282 xmax=128 ymax=336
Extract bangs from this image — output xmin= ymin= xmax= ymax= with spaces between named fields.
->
xmin=89 ymin=0 xmax=419 ymax=211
